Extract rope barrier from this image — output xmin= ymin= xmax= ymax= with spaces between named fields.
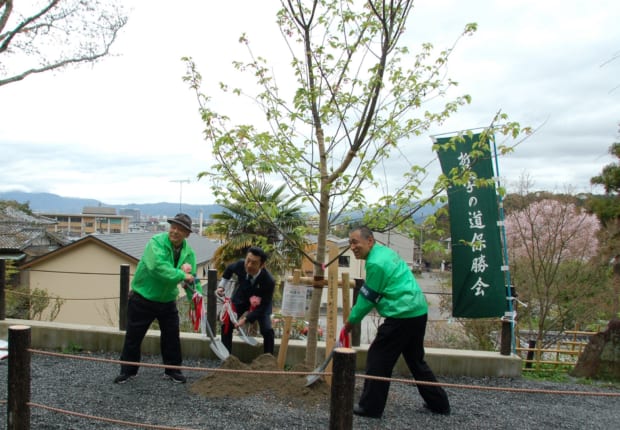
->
xmin=2 ymin=346 xmax=619 ymax=430
xmin=26 ymin=269 xmax=123 ymax=276
xmin=7 ymin=290 xmax=118 ymax=301
xmin=357 ymin=374 xmax=620 ymax=397
xmin=27 ymin=348 xmax=620 ymax=398
xmin=28 ymin=348 xmax=319 ymax=377
xmin=27 ymin=402 xmax=196 ymax=430
xmin=6 ymin=287 xmax=451 ymax=303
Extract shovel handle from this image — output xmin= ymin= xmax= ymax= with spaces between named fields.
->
xmin=227 ymin=307 xmax=258 ymax=345
xmin=204 ymin=318 xmax=216 ymax=341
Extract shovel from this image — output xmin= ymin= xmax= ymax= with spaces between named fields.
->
xmin=217 ymin=295 xmax=259 ymax=347
xmin=305 ymin=327 xmax=350 ymax=387
xmin=204 ymin=315 xmax=230 ymax=361
xmin=227 ymin=306 xmax=259 ymax=346
xmin=184 ymin=280 xmax=229 ymax=361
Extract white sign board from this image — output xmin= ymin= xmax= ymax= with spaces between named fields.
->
xmin=281 ymin=282 xmax=311 ymax=318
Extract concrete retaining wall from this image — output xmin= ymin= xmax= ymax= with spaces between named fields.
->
xmin=0 ymin=319 xmax=521 ymax=378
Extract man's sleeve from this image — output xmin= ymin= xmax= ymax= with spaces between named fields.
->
xmin=183 ymin=249 xmax=197 ymax=274
xmin=347 ymin=260 xmax=385 ymax=324
xmin=141 ymin=239 xmax=184 ymax=283
xmin=221 ymin=261 xmax=238 ymax=280
xmin=348 ymin=295 xmax=375 ymax=324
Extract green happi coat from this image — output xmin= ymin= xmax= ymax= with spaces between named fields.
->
xmin=131 ymin=232 xmax=196 ymax=303
xmin=348 ymin=243 xmax=427 ymax=324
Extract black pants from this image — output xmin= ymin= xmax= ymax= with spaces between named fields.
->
xmin=358 ymin=314 xmax=450 ymax=416
xmin=221 ymin=306 xmax=275 ymax=355
xmin=119 ymin=292 xmax=182 ymax=375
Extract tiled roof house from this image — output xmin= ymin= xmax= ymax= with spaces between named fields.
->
xmin=0 ymin=206 xmax=66 ymax=268
xmin=18 ymin=232 xmax=220 ymax=327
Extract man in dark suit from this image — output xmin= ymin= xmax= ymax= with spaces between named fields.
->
xmin=216 ymin=246 xmax=275 ymax=355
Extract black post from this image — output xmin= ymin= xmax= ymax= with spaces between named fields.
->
xmin=329 ymin=348 xmax=356 ymax=430
xmin=8 ymin=325 xmax=31 ymax=430
xmin=500 ymin=319 xmax=512 ymax=356
xmin=352 ymin=279 xmax=363 ymax=346
xmin=0 ymin=259 xmax=6 ymax=320
xmin=207 ymin=269 xmax=218 ymax=334
xmin=525 ymin=339 xmax=536 ymax=369
xmin=119 ymin=264 xmax=130 ymax=330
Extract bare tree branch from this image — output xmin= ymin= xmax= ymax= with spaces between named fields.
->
xmin=0 ymin=0 xmax=127 ymax=87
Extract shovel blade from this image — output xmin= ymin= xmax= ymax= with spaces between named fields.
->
xmin=305 ymin=348 xmax=335 ymax=386
xmin=227 ymin=307 xmax=259 ymax=346
xmin=239 ymin=331 xmax=258 ymax=346
xmin=305 ymin=373 xmax=322 ymax=386
xmin=210 ymin=341 xmax=230 ymax=361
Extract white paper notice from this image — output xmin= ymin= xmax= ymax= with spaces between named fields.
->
xmin=281 ymin=283 xmax=311 ymax=317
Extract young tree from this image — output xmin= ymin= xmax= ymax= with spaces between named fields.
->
xmin=505 ymin=196 xmax=607 ymax=347
xmin=184 ymin=0 xmax=527 ymax=365
xmin=0 ymin=0 xmax=127 ymax=86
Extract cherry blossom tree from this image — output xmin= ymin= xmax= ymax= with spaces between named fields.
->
xmin=505 ymin=197 xmax=607 ymax=346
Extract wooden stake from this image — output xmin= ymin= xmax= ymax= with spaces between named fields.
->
xmin=326 ymin=244 xmax=339 ymax=385
xmin=277 ymin=270 xmax=301 ymax=369
xmin=341 ymin=272 xmax=350 ymax=324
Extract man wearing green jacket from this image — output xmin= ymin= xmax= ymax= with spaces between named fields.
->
xmin=114 ymin=213 xmax=196 ymax=384
xmin=344 ymin=226 xmax=450 ymax=418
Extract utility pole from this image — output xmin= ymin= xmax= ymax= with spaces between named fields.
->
xmin=170 ymin=179 xmax=190 ymax=212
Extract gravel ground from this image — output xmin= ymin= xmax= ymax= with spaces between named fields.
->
xmin=1 ymin=351 xmax=619 ymax=430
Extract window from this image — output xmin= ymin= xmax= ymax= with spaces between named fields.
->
xmin=338 ymin=255 xmax=350 ymax=268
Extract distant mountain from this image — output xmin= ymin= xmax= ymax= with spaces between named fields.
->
xmin=1 ymin=190 xmax=440 ymax=223
xmin=336 ymin=202 xmax=442 ymax=225
xmin=0 ymin=191 xmax=222 ymax=219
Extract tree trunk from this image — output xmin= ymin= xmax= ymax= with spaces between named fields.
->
xmin=304 ymin=186 xmax=330 ymax=366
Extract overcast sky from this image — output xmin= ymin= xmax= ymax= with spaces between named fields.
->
xmin=0 ymin=0 xmax=618 ymax=206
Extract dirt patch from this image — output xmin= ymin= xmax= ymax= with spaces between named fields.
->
xmin=189 ymin=354 xmax=330 ymax=409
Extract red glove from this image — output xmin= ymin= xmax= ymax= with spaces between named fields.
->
xmin=339 ymin=326 xmax=351 ymax=348
xmin=343 ymin=321 xmax=354 ymax=334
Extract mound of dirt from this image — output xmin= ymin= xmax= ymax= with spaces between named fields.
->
xmin=189 ymin=354 xmax=330 ymax=408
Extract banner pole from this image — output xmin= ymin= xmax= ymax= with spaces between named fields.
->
xmin=491 ymin=133 xmax=516 ymax=354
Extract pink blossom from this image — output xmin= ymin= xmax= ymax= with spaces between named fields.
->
xmin=504 ymin=199 xmax=599 ymax=261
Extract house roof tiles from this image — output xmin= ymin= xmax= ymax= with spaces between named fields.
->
xmin=20 ymin=232 xmax=219 ymax=269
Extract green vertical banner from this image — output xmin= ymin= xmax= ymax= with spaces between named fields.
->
xmin=435 ymin=132 xmax=505 ymax=318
